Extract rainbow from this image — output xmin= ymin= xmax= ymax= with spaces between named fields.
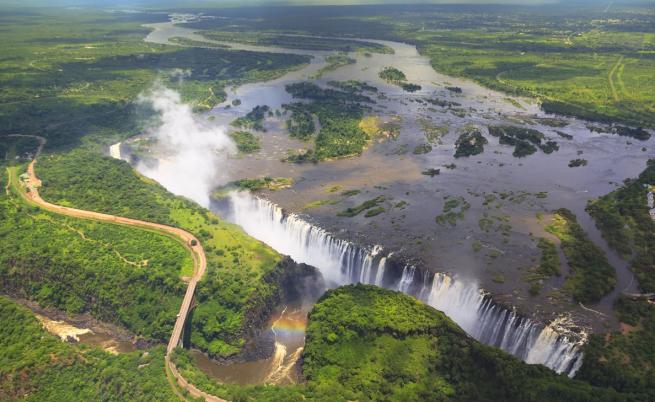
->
xmin=272 ymin=316 xmax=306 ymax=336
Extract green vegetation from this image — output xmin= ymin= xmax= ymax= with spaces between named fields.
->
xmin=537 ymin=238 xmax=562 ymax=277
xmin=569 ymin=159 xmax=588 ymax=168
xmin=0 ymin=296 xmax=177 ymax=401
xmin=488 ymin=125 xmax=558 ymax=157
xmin=364 ymin=206 xmax=385 ymax=217
xmin=577 ymin=297 xmax=655 ymax=399
xmin=545 ymin=208 xmax=616 ymax=303
xmin=379 ymin=66 xmax=422 ymax=92
xmin=337 ymin=196 xmax=385 ymax=218
xmin=302 ymin=284 xmax=620 ymax=401
xmin=1 ymin=136 xmax=40 ymax=163
xmin=285 ymin=81 xmax=374 ymax=160
xmin=168 ymin=36 xmax=229 ymax=49
xmin=230 ymin=130 xmax=261 ymax=154
xmin=193 ymin=30 xmax=393 ymax=54
xmin=413 ymin=143 xmax=433 ymax=155
xmin=436 ymin=196 xmax=470 ymax=227
xmin=413 ymin=23 xmax=655 ymax=128
xmin=312 ymin=53 xmax=356 ymax=78
xmin=2 ymin=165 xmax=188 ymax=341
xmin=422 ymin=168 xmax=441 ymax=177
xmin=327 ymin=80 xmax=378 ymax=94
xmin=0 ymin=9 xmax=309 ymax=149
xmin=35 ymin=150 xmax=283 ymax=358
xmin=379 ymin=66 xmax=407 ymax=83
xmin=231 ymin=177 xmax=293 ymax=192
xmin=231 ymin=105 xmax=270 ymax=131
xmin=181 ymin=3 xmax=655 ymax=128
xmin=556 ymin=131 xmax=574 ymax=140
xmin=284 ymin=104 xmax=316 ymax=140
xmin=586 ymin=160 xmax=655 ymax=291
xmin=454 ymin=126 xmax=487 ymax=158
xmin=420 ymin=118 xmax=449 ymax=144
xmin=341 ymin=189 xmax=361 ymax=197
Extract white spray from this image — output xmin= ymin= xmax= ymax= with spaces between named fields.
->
xmin=136 ymin=85 xmax=235 ymax=207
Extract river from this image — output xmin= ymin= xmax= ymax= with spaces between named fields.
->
xmin=110 ymin=13 xmax=654 ymax=383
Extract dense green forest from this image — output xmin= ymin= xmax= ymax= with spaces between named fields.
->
xmin=0 ymin=296 xmax=178 ymax=401
xmin=171 ymin=284 xmax=630 ymax=401
xmin=574 ymin=160 xmax=655 ymax=396
xmin=545 ymin=208 xmax=616 ymax=303
xmin=1 ymin=164 xmax=188 ymax=341
xmin=284 ymin=81 xmax=376 ymax=161
xmin=20 ymin=150 xmax=285 ymax=358
xmin=586 ymin=159 xmax=655 ymax=292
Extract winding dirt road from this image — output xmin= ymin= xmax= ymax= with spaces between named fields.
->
xmin=6 ymin=135 xmax=224 ymax=402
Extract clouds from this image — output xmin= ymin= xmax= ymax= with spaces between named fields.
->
xmin=137 ymin=84 xmax=235 ymax=207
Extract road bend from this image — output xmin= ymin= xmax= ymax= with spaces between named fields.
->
xmin=6 ymin=134 xmax=224 ymax=402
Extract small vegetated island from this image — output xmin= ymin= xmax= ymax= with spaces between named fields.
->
xmin=282 ymin=81 xmax=380 ymax=162
xmin=231 ymin=104 xmax=271 ymax=132
xmin=454 ymin=126 xmax=488 ymax=158
xmin=379 ymin=66 xmax=422 ymax=92
xmin=488 ymin=125 xmax=558 ymax=157
xmin=190 ymin=30 xmax=394 ymax=54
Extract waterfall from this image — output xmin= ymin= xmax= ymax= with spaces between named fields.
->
xmin=218 ymin=191 xmax=584 ymax=377
xmin=109 ymin=142 xmax=123 ymax=160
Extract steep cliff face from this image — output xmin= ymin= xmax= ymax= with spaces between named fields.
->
xmin=303 ymin=285 xmax=619 ymax=401
xmin=237 ymin=257 xmax=324 ymax=360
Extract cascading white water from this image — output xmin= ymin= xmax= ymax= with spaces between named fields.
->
xmin=109 ymin=142 xmax=123 ymax=160
xmin=219 ymin=191 xmax=584 ymax=377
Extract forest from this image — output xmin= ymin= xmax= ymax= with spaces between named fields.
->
xmin=23 ymin=150 xmax=284 ymax=359
xmin=586 ymin=160 xmax=655 ymax=292
xmin=284 ymin=81 xmax=376 ymax=161
xmin=545 ymin=209 xmax=616 ymax=304
xmin=0 ymin=9 xmax=309 ymax=150
xmin=1 ymin=165 xmax=188 ymax=341
xmin=0 ymin=297 xmax=178 ymax=401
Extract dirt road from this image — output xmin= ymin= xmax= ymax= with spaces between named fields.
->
xmin=7 ymin=134 xmax=224 ymax=402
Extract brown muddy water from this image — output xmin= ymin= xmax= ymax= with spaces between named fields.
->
xmin=193 ymin=305 xmax=307 ymax=385
xmin=17 ymin=299 xmax=137 ymax=354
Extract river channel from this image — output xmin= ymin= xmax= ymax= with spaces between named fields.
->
xmin=110 ymin=13 xmax=654 ymax=383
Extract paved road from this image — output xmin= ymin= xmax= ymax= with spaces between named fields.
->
xmin=7 ymin=135 xmax=223 ymax=402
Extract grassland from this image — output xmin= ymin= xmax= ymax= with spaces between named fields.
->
xmin=414 ymin=29 xmax=655 ymax=127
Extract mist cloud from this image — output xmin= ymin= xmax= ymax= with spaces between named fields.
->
xmin=137 ymin=84 xmax=235 ymax=207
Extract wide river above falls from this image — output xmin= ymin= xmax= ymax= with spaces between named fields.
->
xmin=109 ymin=15 xmax=655 ymax=384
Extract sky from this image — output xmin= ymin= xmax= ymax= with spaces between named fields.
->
xmin=0 ymin=0 xmax=576 ymax=8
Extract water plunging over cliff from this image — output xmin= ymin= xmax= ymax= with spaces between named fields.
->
xmin=217 ymin=191 xmax=584 ymax=377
